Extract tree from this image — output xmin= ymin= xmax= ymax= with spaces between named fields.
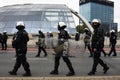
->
xmin=76 ymin=23 xmax=86 ymax=33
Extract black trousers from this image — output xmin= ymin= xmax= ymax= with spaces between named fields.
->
xmin=101 ymin=49 xmax=106 ymax=55
xmin=2 ymin=42 xmax=7 ymax=50
xmin=109 ymin=43 xmax=117 ymax=56
xmin=37 ymin=46 xmax=47 ymax=56
xmin=91 ymin=50 xmax=107 ymax=72
xmin=85 ymin=42 xmax=93 ymax=56
xmin=12 ymin=48 xmax=31 ymax=73
xmin=54 ymin=52 xmax=74 ymax=73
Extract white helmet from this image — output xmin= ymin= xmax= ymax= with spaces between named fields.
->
xmin=16 ymin=21 xmax=25 ymax=29
xmin=58 ymin=22 xmax=66 ymax=27
xmin=84 ymin=28 xmax=88 ymax=30
xmin=92 ymin=19 xmax=101 ymax=24
xmin=38 ymin=29 xmax=43 ymax=32
xmin=110 ymin=30 xmax=115 ymax=33
xmin=16 ymin=21 xmax=25 ymax=27
xmin=3 ymin=30 xmax=7 ymax=33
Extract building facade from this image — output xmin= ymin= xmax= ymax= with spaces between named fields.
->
xmin=0 ymin=4 xmax=76 ymax=34
xmin=79 ymin=0 xmax=117 ymax=33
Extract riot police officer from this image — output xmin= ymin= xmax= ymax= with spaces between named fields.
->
xmin=9 ymin=21 xmax=31 ymax=76
xmin=88 ymin=19 xmax=109 ymax=75
xmin=2 ymin=31 xmax=8 ymax=50
xmin=50 ymin=22 xmax=75 ymax=76
xmin=0 ymin=32 xmax=3 ymax=48
xmin=35 ymin=30 xmax=47 ymax=57
xmin=84 ymin=28 xmax=93 ymax=57
xmin=108 ymin=30 xmax=117 ymax=56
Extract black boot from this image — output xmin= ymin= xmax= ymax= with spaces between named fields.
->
xmin=50 ymin=70 xmax=58 ymax=75
xmin=66 ymin=72 xmax=75 ymax=76
xmin=112 ymin=54 xmax=117 ymax=56
xmin=44 ymin=54 xmax=47 ymax=57
xmin=103 ymin=66 xmax=109 ymax=74
xmin=23 ymin=72 xmax=32 ymax=76
xmin=35 ymin=55 xmax=40 ymax=57
xmin=88 ymin=71 xmax=95 ymax=75
xmin=8 ymin=71 xmax=17 ymax=75
xmin=89 ymin=55 xmax=93 ymax=57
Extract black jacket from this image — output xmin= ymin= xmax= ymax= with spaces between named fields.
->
xmin=13 ymin=30 xmax=29 ymax=48
xmin=110 ymin=33 xmax=117 ymax=44
xmin=91 ymin=28 xmax=104 ymax=50
xmin=58 ymin=29 xmax=70 ymax=45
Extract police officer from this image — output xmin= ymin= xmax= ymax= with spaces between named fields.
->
xmin=1 ymin=31 xmax=8 ymax=50
xmin=35 ymin=30 xmax=47 ymax=57
xmin=84 ymin=28 xmax=93 ymax=57
xmin=50 ymin=22 xmax=75 ymax=76
xmin=88 ymin=19 xmax=109 ymax=75
xmin=9 ymin=21 xmax=31 ymax=76
xmin=108 ymin=30 xmax=117 ymax=56
xmin=0 ymin=32 xmax=3 ymax=48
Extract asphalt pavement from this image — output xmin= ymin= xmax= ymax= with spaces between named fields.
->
xmin=0 ymin=47 xmax=120 ymax=79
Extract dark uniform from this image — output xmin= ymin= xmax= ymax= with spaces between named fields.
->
xmin=35 ymin=30 xmax=47 ymax=57
xmin=50 ymin=22 xmax=75 ymax=76
xmin=100 ymin=32 xmax=107 ymax=57
xmin=0 ymin=33 xmax=3 ymax=49
xmin=84 ymin=28 xmax=93 ymax=57
xmin=88 ymin=19 xmax=109 ymax=75
xmin=2 ymin=31 xmax=8 ymax=50
xmin=108 ymin=30 xmax=117 ymax=56
xmin=9 ymin=21 xmax=31 ymax=76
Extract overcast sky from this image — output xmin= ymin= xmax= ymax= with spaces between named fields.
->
xmin=0 ymin=0 xmax=119 ymax=31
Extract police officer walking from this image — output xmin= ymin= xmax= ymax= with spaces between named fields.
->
xmin=50 ymin=22 xmax=75 ymax=76
xmin=0 ymin=32 xmax=3 ymax=48
xmin=88 ymin=19 xmax=109 ymax=75
xmin=84 ymin=28 xmax=93 ymax=57
xmin=108 ymin=30 xmax=117 ymax=56
xmin=35 ymin=30 xmax=47 ymax=57
xmin=1 ymin=31 xmax=8 ymax=50
xmin=9 ymin=21 xmax=31 ymax=76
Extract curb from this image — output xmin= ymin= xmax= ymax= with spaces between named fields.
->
xmin=0 ymin=76 xmax=120 ymax=80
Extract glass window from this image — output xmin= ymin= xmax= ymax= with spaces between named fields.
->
xmin=69 ymin=23 xmax=75 ymax=28
xmin=42 ymin=21 xmax=51 ymax=31
xmin=51 ymin=17 xmax=58 ymax=21
xmin=45 ymin=12 xmax=58 ymax=16
xmin=4 ymin=22 xmax=15 ymax=28
xmin=44 ymin=16 xmax=59 ymax=21
xmin=25 ymin=28 xmax=31 ymax=34
xmin=3 ymin=28 xmax=13 ymax=33
xmin=31 ymin=21 xmax=41 ymax=28
xmin=67 ymin=17 xmax=74 ymax=21
xmin=30 ymin=28 xmax=40 ymax=34
xmin=0 ymin=5 xmax=76 ymax=34
xmin=66 ymin=12 xmax=72 ymax=16
xmin=24 ymin=21 xmax=32 ymax=28
xmin=11 ymin=28 xmax=17 ymax=33
xmin=27 ymin=11 xmax=42 ymax=15
xmin=45 ymin=9 xmax=61 ymax=11
xmin=0 ymin=22 xmax=5 ymax=28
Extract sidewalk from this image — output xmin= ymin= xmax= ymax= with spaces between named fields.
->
xmin=0 ymin=76 xmax=120 ymax=80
